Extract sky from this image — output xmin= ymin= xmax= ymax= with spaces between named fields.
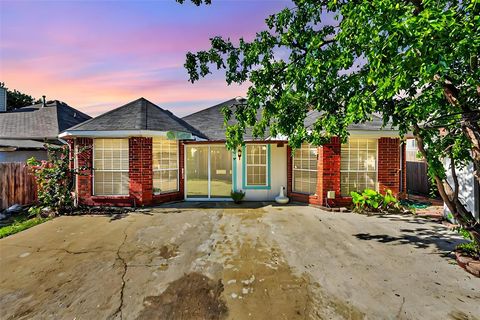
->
xmin=0 ymin=0 xmax=292 ymax=117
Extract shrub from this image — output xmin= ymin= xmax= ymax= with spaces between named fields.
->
xmin=231 ymin=190 xmax=246 ymax=204
xmin=350 ymin=189 xmax=399 ymax=213
xmin=27 ymin=144 xmax=88 ymax=216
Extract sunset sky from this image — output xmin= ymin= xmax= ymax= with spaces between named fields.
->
xmin=0 ymin=0 xmax=291 ymax=117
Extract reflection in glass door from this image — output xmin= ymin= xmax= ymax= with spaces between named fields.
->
xmin=186 ymin=146 xmax=209 ymax=198
xmin=186 ymin=145 xmax=232 ymax=199
xmin=210 ymin=146 xmax=232 ymax=198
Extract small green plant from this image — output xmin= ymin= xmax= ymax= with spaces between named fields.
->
xmin=231 ymin=190 xmax=246 ymax=204
xmin=455 ymin=227 xmax=480 ymax=259
xmin=350 ymin=189 xmax=399 ymax=214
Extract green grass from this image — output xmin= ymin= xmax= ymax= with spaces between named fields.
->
xmin=0 ymin=214 xmax=50 ymax=239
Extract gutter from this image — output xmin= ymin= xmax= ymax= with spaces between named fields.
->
xmin=59 ymin=130 xmax=196 ymax=140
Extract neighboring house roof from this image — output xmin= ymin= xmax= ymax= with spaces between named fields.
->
xmin=182 ymin=99 xmax=399 ymax=141
xmin=0 ymin=100 xmax=91 ymax=148
xmin=66 ymin=98 xmax=207 ymax=139
xmin=0 ymin=139 xmax=47 ymax=149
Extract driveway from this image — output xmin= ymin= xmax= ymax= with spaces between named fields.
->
xmin=0 ymin=204 xmax=478 ymax=319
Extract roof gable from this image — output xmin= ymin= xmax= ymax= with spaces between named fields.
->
xmin=68 ymin=98 xmax=206 ymax=138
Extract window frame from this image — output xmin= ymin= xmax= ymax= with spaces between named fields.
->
xmin=92 ymin=138 xmax=130 ymax=196
xmin=292 ymin=144 xmax=318 ymax=195
xmin=340 ymin=138 xmax=378 ymax=196
xmin=152 ymin=137 xmax=179 ymax=195
xmin=242 ymin=144 xmax=271 ymax=190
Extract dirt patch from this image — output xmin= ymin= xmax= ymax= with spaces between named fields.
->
xmin=159 ymin=243 xmax=179 ymax=259
xmin=137 ymin=273 xmax=227 ymax=320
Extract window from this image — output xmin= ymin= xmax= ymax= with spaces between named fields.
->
xmin=152 ymin=137 xmax=178 ymax=194
xmin=340 ymin=138 xmax=377 ymax=196
xmin=93 ymin=139 xmax=129 ymax=195
xmin=245 ymin=144 xmax=268 ymax=187
xmin=293 ymin=144 xmax=318 ymax=194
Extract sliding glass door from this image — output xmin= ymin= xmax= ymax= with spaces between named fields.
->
xmin=185 ymin=145 xmax=232 ymax=199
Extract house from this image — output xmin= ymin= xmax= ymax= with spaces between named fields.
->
xmin=0 ymin=96 xmax=91 ymax=162
xmin=60 ymin=97 xmax=406 ymax=207
xmin=444 ymin=159 xmax=480 ymax=222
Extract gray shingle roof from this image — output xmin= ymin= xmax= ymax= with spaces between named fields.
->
xmin=0 ymin=100 xmax=91 ymax=141
xmin=68 ymin=98 xmax=207 ymax=139
xmin=183 ymin=99 xmax=398 ymax=141
xmin=304 ymin=110 xmax=393 ymax=131
xmin=182 ymin=99 xmax=268 ymax=141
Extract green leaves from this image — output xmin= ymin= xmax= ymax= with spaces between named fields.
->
xmin=183 ymin=0 xmax=480 ymax=173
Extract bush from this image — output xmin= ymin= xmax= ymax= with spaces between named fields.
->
xmin=231 ymin=190 xmax=246 ymax=204
xmin=350 ymin=189 xmax=399 ymax=213
xmin=27 ymin=144 xmax=88 ymax=216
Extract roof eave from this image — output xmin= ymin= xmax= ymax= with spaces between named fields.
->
xmin=59 ymin=129 xmax=203 ymax=140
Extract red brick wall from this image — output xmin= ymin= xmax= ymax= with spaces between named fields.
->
xmin=75 ymin=138 xmax=93 ymax=205
xmin=71 ymin=137 xmax=184 ymax=207
xmin=287 ymin=136 xmax=405 ymax=207
xmin=129 ymin=137 xmax=153 ymax=206
xmin=287 ymin=137 xmax=341 ymax=206
xmin=378 ymin=137 xmax=402 ymax=195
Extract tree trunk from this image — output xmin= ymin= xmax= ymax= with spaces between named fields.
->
xmin=413 ymin=124 xmax=480 ymax=254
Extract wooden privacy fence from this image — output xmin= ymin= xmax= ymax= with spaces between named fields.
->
xmin=0 ymin=162 xmax=37 ymax=210
xmin=406 ymin=161 xmax=431 ymax=196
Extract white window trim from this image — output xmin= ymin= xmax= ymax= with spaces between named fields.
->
xmin=244 ymin=144 xmax=269 ymax=188
xmin=292 ymin=144 xmax=318 ymax=195
xmin=152 ymin=139 xmax=179 ymax=194
xmin=340 ymin=138 xmax=379 ymax=196
xmin=92 ymin=139 xmax=130 ymax=196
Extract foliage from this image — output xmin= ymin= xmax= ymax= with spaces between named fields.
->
xmin=0 ymin=213 xmax=49 ymax=239
xmin=183 ymin=0 xmax=480 ymax=249
xmin=27 ymin=144 xmax=83 ymax=215
xmin=176 ymin=0 xmax=210 ymax=5
xmin=0 ymin=82 xmax=41 ymax=111
xmin=455 ymin=227 xmax=480 ymax=258
xmin=351 ymin=189 xmax=398 ymax=213
xmin=231 ymin=190 xmax=246 ymax=204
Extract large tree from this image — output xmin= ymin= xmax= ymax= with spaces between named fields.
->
xmin=182 ymin=0 xmax=480 ymax=248
xmin=0 ymin=82 xmax=41 ymax=110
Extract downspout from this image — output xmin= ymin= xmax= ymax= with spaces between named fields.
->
xmin=399 ymin=141 xmax=404 ymax=195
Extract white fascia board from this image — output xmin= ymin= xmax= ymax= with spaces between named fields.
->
xmin=59 ymin=130 xmax=194 ymax=139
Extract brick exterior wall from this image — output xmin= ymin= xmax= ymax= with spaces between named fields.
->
xmin=71 ymin=137 xmax=184 ymax=207
xmin=378 ymin=137 xmax=402 ymax=195
xmin=287 ymin=137 xmax=405 ymax=207
xmin=129 ymin=137 xmax=153 ymax=206
xmin=75 ymin=138 xmax=94 ymax=205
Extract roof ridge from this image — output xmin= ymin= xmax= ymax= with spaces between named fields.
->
xmin=182 ymin=98 xmax=237 ymax=119
xmin=67 ymin=98 xmax=145 ymax=130
xmin=144 ymin=100 xmax=207 ymax=139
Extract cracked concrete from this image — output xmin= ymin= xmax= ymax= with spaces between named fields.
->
xmin=0 ymin=204 xmax=479 ymax=319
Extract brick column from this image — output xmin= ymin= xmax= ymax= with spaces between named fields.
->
xmin=317 ymin=137 xmax=341 ymax=205
xmin=76 ymin=138 xmax=93 ymax=205
xmin=129 ymin=137 xmax=153 ymax=206
xmin=378 ymin=137 xmax=401 ymax=195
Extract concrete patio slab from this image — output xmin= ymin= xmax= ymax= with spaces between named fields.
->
xmin=0 ymin=204 xmax=478 ymax=319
